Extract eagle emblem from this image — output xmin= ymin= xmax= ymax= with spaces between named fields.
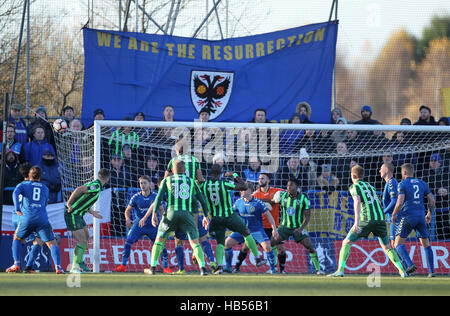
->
xmin=190 ymin=70 xmax=234 ymax=120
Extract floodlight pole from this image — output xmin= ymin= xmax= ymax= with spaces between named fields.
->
xmin=10 ymin=0 xmax=27 ymax=107
xmin=328 ymin=0 xmax=338 ymax=110
xmin=192 ymin=0 xmax=223 ymax=39
xmin=0 ymin=93 xmax=10 ymax=252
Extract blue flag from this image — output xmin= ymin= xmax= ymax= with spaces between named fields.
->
xmin=82 ymin=21 xmax=338 ymax=124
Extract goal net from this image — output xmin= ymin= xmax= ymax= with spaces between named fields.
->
xmin=53 ymin=121 xmax=450 ymax=274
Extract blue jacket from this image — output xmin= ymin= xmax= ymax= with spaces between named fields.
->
xmin=24 ymin=140 xmax=56 ymax=166
xmin=38 ymin=158 xmax=62 ymax=203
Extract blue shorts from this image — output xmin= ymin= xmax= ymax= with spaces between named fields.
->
xmin=175 ymin=215 xmax=208 ymax=240
xmin=229 ymin=229 xmax=269 ymax=245
xmin=15 ymin=219 xmax=55 ymax=243
xmin=397 ymin=215 xmax=429 ymax=239
xmin=127 ymin=224 xmax=158 ymax=244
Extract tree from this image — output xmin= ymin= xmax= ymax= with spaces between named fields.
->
xmin=405 ymin=37 xmax=450 ymax=121
xmin=415 ymin=15 xmax=450 ymax=63
xmin=366 ymin=29 xmax=415 ymax=125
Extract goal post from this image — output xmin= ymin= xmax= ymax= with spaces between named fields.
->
xmin=55 ymin=120 xmax=449 ymax=274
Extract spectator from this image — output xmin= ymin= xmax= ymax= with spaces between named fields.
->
xmin=354 ymin=105 xmax=381 ymax=125
xmin=242 ymin=156 xmax=261 ymax=184
xmin=2 ymin=150 xmax=23 ymax=205
xmin=8 ymin=103 xmax=28 ymax=145
xmin=61 ymin=105 xmax=75 ymax=127
xmin=298 ymin=148 xmax=318 ymax=191
xmin=419 ymin=153 xmax=450 ymax=240
xmin=295 ymin=101 xmax=313 ymax=123
xmin=329 ymin=142 xmax=354 ymax=189
xmin=88 ymin=108 xmax=105 ymax=129
xmin=109 ymin=116 xmax=140 ymax=159
xmin=193 ymin=109 xmax=214 ymax=146
xmin=2 ymin=123 xmax=25 ymax=163
xmin=198 ymin=108 xmax=211 ymax=122
xmin=277 ymin=156 xmax=301 ymax=189
xmin=143 ymin=154 xmax=164 ymax=191
xmin=150 ymin=106 xmax=176 ymax=146
xmin=330 ymin=108 xmax=343 ymax=124
xmin=391 ymin=131 xmax=417 ymax=166
xmin=413 ymin=105 xmax=437 ymax=125
xmin=366 ymin=124 xmax=391 ymax=151
xmin=23 ymin=125 xmax=56 ymax=166
xmin=279 ymin=113 xmax=305 ymax=155
xmin=122 ymin=144 xmax=139 ymax=187
xmin=315 ymin=129 xmax=335 ymax=155
xmin=38 ymin=150 xmax=62 ymax=204
xmin=251 ymin=108 xmax=270 ymax=123
xmin=317 ymin=164 xmax=339 ymax=191
xmin=331 ymin=117 xmax=348 ymax=144
xmin=133 ymin=111 xmax=151 ymax=143
xmin=343 ymin=129 xmax=361 ymax=152
xmin=294 ymin=128 xmax=316 ymax=154
xmin=400 ymin=118 xmax=411 ymax=125
xmin=27 ymin=105 xmax=56 ymax=150
xmin=109 ymin=154 xmax=132 ymax=237
xmin=70 ymin=118 xmax=83 ymax=131
xmin=438 ymin=117 xmax=450 ymax=126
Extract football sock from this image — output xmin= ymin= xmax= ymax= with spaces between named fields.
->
xmin=201 ymin=240 xmax=215 ymax=263
xmin=310 ymin=252 xmax=321 ymax=272
xmin=244 ymin=235 xmax=259 ymax=258
xmin=337 ymin=243 xmax=351 ymax=272
xmin=266 ymin=250 xmax=276 ymax=270
xmin=150 ymin=241 xmax=165 ymax=267
xmin=12 ymin=239 xmax=22 ymax=266
xmin=272 ymin=246 xmax=278 ymax=265
xmin=424 ymin=246 xmax=434 ymax=273
xmin=278 ymin=252 xmax=286 ymax=272
xmin=161 ymin=247 xmax=169 ymax=268
xmin=122 ymin=242 xmax=132 ymax=266
xmin=26 ymin=243 xmax=40 ymax=268
xmin=386 ymin=248 xmax=406 ymax=274
xmin=192 ymin=244 xmax=206 ymax=268
xmin=73 ymin=242 xmax=88 ymax=265
xmin=175 ymin=245 xmax=185 ymax=271
xmin=235 ymin=250 xmax=248 ymax=269
xmin=216 ymin=244 xmax=225 ymax=266
xmin=50 ymin=245 xmax=62 ymax=270
xmin=225 ymin=247 xmax=233 ymax=270
xmin=396 ymin=244 xmax=414 ymax=268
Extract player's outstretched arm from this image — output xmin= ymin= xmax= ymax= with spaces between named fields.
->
xmin=263 ymin=210 xmax=279 ymax=239
xmin=66 ymin=185 xmax=88 ymax=212
xmin=140 ymin=203 xmax=154 ymax=228
xmin=425 ymin=193 xmax=436 ymax=224
xmin=87 ymin=208 xmax=103 ymax=219
xmin=391 ymin=194 xmax=405 ymax=225
xmin=296 ymin=209 xmax=311 ymax=236
xmin=124 ymin=205 xmax=133 ymax=228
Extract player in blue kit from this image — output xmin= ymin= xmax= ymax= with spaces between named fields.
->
xmin=224 ymin=182 xmax=277 ymax=273
xmin=114 ymin=175 xmax=173 ymax=273
xmin=7 ymin=166 xmax=63 ymax=274
xmin=379 ymin=163 xmax=400 ymax=247
xmin=391 ymin=163 xmax=436 ymax=277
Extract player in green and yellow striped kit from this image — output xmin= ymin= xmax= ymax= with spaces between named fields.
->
xmin=328 ymin=165 xmax=407 ymax=277
xmin=145 ymin=160 xmax=210 ymax=275
xmin=201 ymin=164 xmax=267 ymax=274
xmin=64 ymin=169 xmax=110 ymax=273
xmin=271 ymin=178 xmax=324 ymax=274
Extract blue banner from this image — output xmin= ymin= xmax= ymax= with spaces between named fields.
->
xmin=82 ymin=21 xmax=338 ymax=124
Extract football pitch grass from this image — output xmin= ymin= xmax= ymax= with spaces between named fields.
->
xmin=1 ymin=272 xmax=449 ymax=296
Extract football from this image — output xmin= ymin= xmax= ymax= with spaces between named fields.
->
xmin=53 ymin=118 xmax=68 ymax=133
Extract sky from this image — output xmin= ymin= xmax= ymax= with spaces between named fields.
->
xmin=28 ymin=0 xmax=450 ymax=64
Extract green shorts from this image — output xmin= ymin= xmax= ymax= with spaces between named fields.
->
xmin=277 ymin=225 xmax=310 ymax=243
xmin=209 ymin=213 xmax=248 ymax=245
xmin=346 ymin=220 xmax=389 ymax=244
xmin=157 ymin=210 xmax=199 ymax=240
xmin=64 ymin=212 xmax=86 ymax=231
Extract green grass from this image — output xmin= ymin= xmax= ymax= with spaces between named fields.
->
xmin=0 ymin=272 xmax=449 ymax=296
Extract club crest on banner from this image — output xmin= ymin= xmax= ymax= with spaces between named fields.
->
xmin=190 ymin=70 xmax=234 ymax=120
